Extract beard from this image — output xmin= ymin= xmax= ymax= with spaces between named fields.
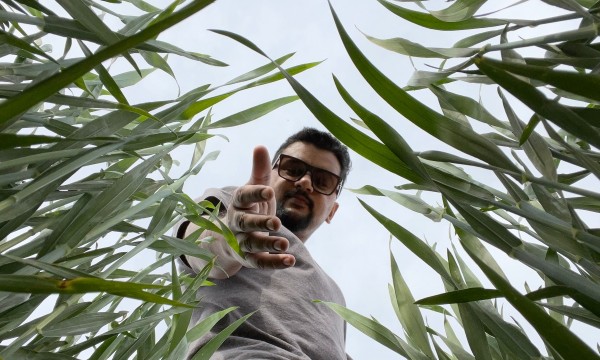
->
xmin=276 ymin=189 xmax=313 ymax=233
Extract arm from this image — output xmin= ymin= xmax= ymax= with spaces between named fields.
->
xmin=180 ymin=146 xmax=296 ymax=279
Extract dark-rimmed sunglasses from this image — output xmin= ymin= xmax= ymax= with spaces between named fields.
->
xmin=273 ymin=154 xmax=342 ymax=196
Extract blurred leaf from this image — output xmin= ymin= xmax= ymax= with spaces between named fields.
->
xmin=541 ymin=303 xmax=600 ymax=328
xmin=104 ymin=306 xmax=190 ymax=335
xmin=317 ymin=301 xmax=407 ymax=355
xmin=0 ymin=275 xmax=194 ymax=306
xmin=191 ymin=311 xmax=255 ymax=360
xmin=0 ymin=30 xmax=58 ymax=64
xmin=0 ymin=346 xmax=79 ymax=359
xmin=42 ymin=311 xmax=126 ymax=337
xmin=0 ymin=134 xmax=64 ymax=149
xmin=186 ymin=307 xmax=238 ymax=342
xmin=541 ymin=0 xmax=595 ymax=18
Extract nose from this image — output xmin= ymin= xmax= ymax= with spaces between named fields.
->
xmin=294 ymin=171 xmax=313 ymax=193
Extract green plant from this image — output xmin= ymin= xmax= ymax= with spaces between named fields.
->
xmin=226 ymin=0 xmax=600 ymax=358
xmin=0 ymin=1 xmax=310 ymax=358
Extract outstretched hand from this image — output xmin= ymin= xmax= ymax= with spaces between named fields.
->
xmin=226 ymin=146 xmax=296 ymax=269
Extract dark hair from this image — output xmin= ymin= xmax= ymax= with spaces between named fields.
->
xmin=273 ymin=127 xmax=352 ymax=186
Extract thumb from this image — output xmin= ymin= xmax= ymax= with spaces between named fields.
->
xmin=248 ymin=146 xmax=272 ymax=186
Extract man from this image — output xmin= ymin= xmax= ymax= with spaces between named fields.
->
xmin=177 ymin=128 xmax=352 ymax=359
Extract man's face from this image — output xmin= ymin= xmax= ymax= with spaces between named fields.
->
xmin=270 ymin=141 xmax=341 ymax=242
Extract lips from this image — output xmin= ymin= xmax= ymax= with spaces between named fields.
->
xmin=289 ymin=195 xmax=309 ymax=207
xmin=283 ymin=190 xmax=313 ymax=209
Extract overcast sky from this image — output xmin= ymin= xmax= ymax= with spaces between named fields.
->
xmin=97 ymin=0 xmax=597 ymax=358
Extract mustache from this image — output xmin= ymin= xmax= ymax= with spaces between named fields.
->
xmin=282 ymin=189 xmax=313 ymax=209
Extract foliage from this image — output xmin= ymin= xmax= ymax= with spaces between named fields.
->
xmin=0 ymin=0 xmax=305 ymax=358
xmin=238 ymin=0 xmax=600 ymax=359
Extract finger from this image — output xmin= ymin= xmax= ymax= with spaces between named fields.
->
xmin=231 ymin=185 xmax=274 ymax=210
xmin=248 ymin=146 xmax=272 ymax=186
xmin=265 ymin=190 xmax=276 ymax=216
xmin=244 ymin=252 xmax=296 ymax=269
xmin=239 ymin=232 xmax=289 ymax=253
xmin=229 ymin=211 xmax=280 ymax=233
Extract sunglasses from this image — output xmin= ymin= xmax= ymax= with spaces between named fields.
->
xmin=273 ymin=154 xmax=342 ymax=196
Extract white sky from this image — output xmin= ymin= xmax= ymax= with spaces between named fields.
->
xmin=30 ymin=0 xmax=599 ymax=358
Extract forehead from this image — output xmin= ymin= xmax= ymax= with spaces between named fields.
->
xmin=279 ymin=142 xmax=341 ymax=175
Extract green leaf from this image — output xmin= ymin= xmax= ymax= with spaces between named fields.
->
xmin=377 ymin=0 xmax=507 ymax=30
xmin=360 ymin=199 xmax=454 ymax=284
xmin=427 ymin=0 xmax=487 ymax=22
xmin=0 ymin=30 xmax=58 ymax=64
xmin=390 ymin=252 xmax=434 ymax=358
xmin=0 ymin=346 xmax=79 ymax=359
xmin=352 ymin=185 xmax=443 ymax=221
xmin=212 ymin=29 xmax=426 ymax=184
xmin=487 ymin=57 xmax=600 ymax=102
xmin=463 ymin=241 xmax=600 ymax=360
xmin=333 ymin=76 xmax=431 ymax=186
xmin=416 ymin=288 xmax=502 ymax=305
xmin=0 ymin=0 xmax=216 ymax=123
xmin=316 ymin=301 xmax=406 ymax=355
xmin=331 ymin=6 xmax=522 ymax=175
xmin=365 ymin=33 xmax=478 ymax=58
xmin=41 ymin=311 xmax=126 ymax=337
xmin=0 ymin=134 xmax=64 ymax=149
xmin=103 ymin=307 xmax=190 ymax=335
xmin=0 ymin=275 xmax=193 ymax=307
xmin=224 ymin=52 xmax=294 ymax=85
xmin=191 ymin=311 xmax=255 ymax=360
xmin=429 ymin=86 xmax=506 ymax=129
xmin=186 ymin=307 xmax=238 ymax=342
xmin=498 ymin=91 xmax=557 ymax=180
xmin=206 ymin=96 xmax=298 ymax=129
xmin=541 ymin=303 xmax=600 ymax=328
xmin=475 ymin=57 xmax=600 ymax=149
xmin=57 ymin=0 xmax=141 ymax=76
xmin=78 ymin=39 xmax=129 ymax=105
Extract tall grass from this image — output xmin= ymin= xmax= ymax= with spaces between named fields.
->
xmin=0 ymin=1 xmax=306 ymax=358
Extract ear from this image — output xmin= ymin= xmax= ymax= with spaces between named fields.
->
xmin=325 ymin=202 xmax=339 ymax=224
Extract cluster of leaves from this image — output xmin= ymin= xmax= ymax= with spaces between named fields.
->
xmin=0 ymin=0 xmax=309 ymax=359
xmin=219 ymin=0 xmax=600 ymax=359
xmin=314 ymin=1 xmax=600 ymax=359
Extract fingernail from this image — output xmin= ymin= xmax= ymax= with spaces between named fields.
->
xmin=266 ymin=219 xmax=276 ymax=231
xmin=283 ymin=257 xmax=294 ymax=266
xmin=261 ymin=188 xmax=272 ymax=200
